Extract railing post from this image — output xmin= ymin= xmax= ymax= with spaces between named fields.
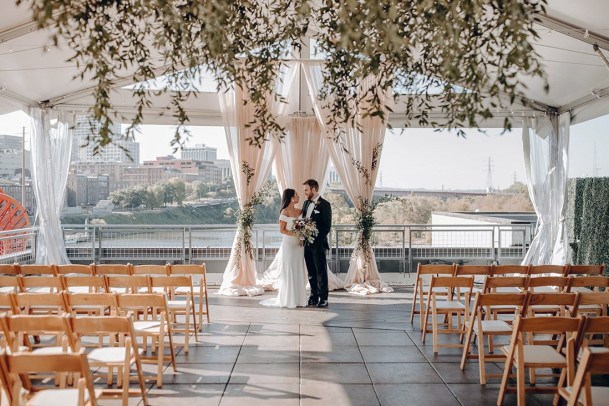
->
xmin=335 ymin=228 xmax=339 ymax=274
xmin=182 ymin=227 xmax=186 ymax=264
xmin=402 ymin=227 xmax=406 ymax=275
xmin=408 ymin=226 xmax=413 ymax=273
xmin=261 ymin=228 xmax=266 ymax=271
xmin=492 ymin=227 xmax=497 ymax=264
xmin=91 ymin=225 xmax=96 ymax=263
xmin=496 ymin=226 xmax=501 ymax=264
xmin=96 ymin=226 xmax=102 ymax=263
xmin=188 ymin=227 xmax=192 ymax=264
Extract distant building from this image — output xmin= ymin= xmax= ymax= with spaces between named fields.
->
xmin=122 ymin=166 xmax=178 ymax=188
xmin=0 ymin=135 xmax=30 ymax=179
xmin=0 ymin=180 xmax=35 ymax=213
xmin=327 ymin=164 xmax=340 ymax=185
xmin=143 ymin=156 xmax=199 ymax=175
xmin=181 ymin=144 xmax=217 ymax=162
xmin=72 ymin=174 xmax=110 ymax=206
xmin=70 ymin=161 xmax=132 ymax=193
xmin=72 ymin=116 xmax=140 ymax=164
xmin=213 ymin=159 xmax=231 ymax=180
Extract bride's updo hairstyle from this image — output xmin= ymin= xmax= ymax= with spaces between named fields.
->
xmin=280 ymin=188 xmax=296 ymax=214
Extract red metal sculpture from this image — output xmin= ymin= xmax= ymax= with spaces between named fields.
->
xmin=0 ymin=188 xmax=31 ymax=255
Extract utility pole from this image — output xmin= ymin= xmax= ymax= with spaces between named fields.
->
xmin=21 ymin=126 xmax=25 ymax=207
xmin=486 ymin=157 xmax=494 ymax=193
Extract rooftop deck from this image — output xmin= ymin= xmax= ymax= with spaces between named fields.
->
xmin=139 ymin=285 xmax=556 ymax=406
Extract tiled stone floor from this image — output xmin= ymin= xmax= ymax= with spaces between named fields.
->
xmin=101 ymin=285 xmax=561 ymax=405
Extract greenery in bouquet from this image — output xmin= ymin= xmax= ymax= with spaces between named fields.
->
xmin=293 ymin=218 xmax=319 ymax=247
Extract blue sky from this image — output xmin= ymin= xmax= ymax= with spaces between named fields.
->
xmin=1 ymin=110 xmax=607 ymax=190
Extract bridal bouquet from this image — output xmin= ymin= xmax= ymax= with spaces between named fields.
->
xmin=292 ymin=218 xmax=318 ymax=246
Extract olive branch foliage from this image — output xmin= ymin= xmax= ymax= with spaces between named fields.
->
xmin=22 ymin=0 xmax=547 ymax=152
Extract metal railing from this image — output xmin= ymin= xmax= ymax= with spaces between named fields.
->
xmin=1 ymin=223 xmax=535 ymax=272
xmin=0 ymin=227 xmax=37 ymax=264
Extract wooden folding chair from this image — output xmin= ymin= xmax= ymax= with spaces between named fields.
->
xmin=565 ymin=264 xmax=605 ymax=277
xmin=13 ymin=292 xmax=67 ymax=316
xmin=455 ymin=264 xmax=492 ymax=295
xmin=69 ymin=316 xmax=148 ymax=405
xmin=64 ymin=275 xmax=106 ymax=293
xmin=0 ymin=313 xmax=75 ymax=355
xmin=0 ymin=292 xmax=16 ymax=314
xmin=169 ymin=264 xmax=210 ymax=327
xmin=483 ymin=276 xmax=528 ymax=293
xmin=421 ymin=275 xmax=474 ymax=353
xmin=570 ymin=292 xmax=609 ymax=318
xmin=105 ymin=275 xmax=150 ymax=294
xmin=558 ymin=347 xmax=609 ymax=406
xmin=0 ymin=264 xmax=18 ymax=276
xmin=150 ymin=275 xmax=198 ymax=353
xmin=497 ymin=315 xmax=584 ymax=406
xmin=63 ymin=292 xmax=119 ymax=317
xmin=0 ymin=349 xmax=101 ymax=406
xmin=15 ymin=264 xmax=56 ymax=276
xmin=527 ymin=276 xmax=570 ymax=293
xmin=19 ymin=275 xmax=65 ymax=293
xmin=55 ymin=264 xmax=94 ymax=276
xmin=460 ymin=292 xmax=529 ymax=384
xmin=0 ymin=276 xmax=22 ymax=293
xmin=93 ymin=264 xmax=132 ymax=276
xmin=567 ymin=275 xmax=609 ymax=294
xmin=492 ymin=265 xmax=529 ymax=276
xmin=132 ymin=264 xmax=169 ymax=275
xmin=528 ymin=265 xmax=567 ymax=277
xmin=116 ymin=293 xmax=177 ymax=387
xmin=409 ymin=263 xmax=455 ymax=328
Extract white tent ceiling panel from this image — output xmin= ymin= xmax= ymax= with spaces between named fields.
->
xmin=1 ymin=3 xmax=609 ymax=125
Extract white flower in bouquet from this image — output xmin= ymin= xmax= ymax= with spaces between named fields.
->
xmin=292 ymin=218 xmax=319 ymax=246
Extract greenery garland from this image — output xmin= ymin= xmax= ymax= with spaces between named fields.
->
xmin=235 ymin=181 xmax=275 ymax=263
xmin=354 ymin=195 xmax=399 ymax=271
xmin=22 ymin=0 xmax=548 ymax=151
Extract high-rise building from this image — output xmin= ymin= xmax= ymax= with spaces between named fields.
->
xmin=72 ymin=116 xmax=140 ymax=164
xmin=213 ymin=159 xmax=232 ymax=180
xmin=0 ymin=135 xmax=30 ymax=179
xmin=181 ymin=144 xmax=217 ymax=162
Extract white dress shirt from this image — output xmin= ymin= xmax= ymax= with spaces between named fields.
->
xmin=305 ymin=193 xmax=320 ymax=219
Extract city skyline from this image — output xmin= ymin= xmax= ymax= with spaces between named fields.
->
xmin=1 ymin=110 xmax=608 ymax=191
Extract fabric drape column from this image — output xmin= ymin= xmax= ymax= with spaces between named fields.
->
xmin=217 ymin=62 xmax=298 ymax=296
xmin=521 ymin=112 xmax=570 ymax=266
xmin=257 ymin=116 xmax=344 ymax=291
xmin=29 ymin=107 xmax=72 ymax=264
xmin=304 ymin=63 xmax=393 ymax=295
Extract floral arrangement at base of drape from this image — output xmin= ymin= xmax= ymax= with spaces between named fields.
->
xmin=304 ymin=62 xmax=393 ymax=295
xmin=217 ymin=63 xmax=298 ymax=296
xmin=257 ymin=115 xmax=345 ymax=291
xmin=521 ymin=112 xmax=570 ymax=266
xmin=29 ymin=108 xmax=73 ymax=265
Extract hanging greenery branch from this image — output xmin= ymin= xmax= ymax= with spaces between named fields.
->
xmin=23 ymin=0 xmax=547 ymax=150
xmin=235 ymin=181 xmax=275 ymax=263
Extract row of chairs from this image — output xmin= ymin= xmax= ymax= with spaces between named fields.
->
xmin=0 ymin=313 xmax=150 ymax=405
xmin=0 ymin=264 xmax=210 ymax=331
xmin=410 ymin=263 xmax=606 ymax=327
xmin=0 ymin=262 xmax=208 ymax=278
xmin=459 ymin=289 xmax=609 ymax=385
xmin=497 ymin=314 xmax=609 ymax=406
xmin=0 ymin=291 xmax=179 ymax=389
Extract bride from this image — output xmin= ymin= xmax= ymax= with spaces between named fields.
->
xmin=260 ymin=188 xmax=307 ymax=308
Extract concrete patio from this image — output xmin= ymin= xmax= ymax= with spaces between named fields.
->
xmin=118 ymin=284 xmax=561 ymax=406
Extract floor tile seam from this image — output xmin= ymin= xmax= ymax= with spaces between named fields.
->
xmin=219 ymin=321 xmax=249 ymax=404
xmin=353 ymin=330 xmax=383 ymax=406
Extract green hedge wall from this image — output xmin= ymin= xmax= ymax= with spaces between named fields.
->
xmin=567 ymin=177 xmax=609 ymax=273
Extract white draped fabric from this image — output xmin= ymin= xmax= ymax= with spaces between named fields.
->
xmin=29 ymin=108 xmax=72 ymax=264
xmin=217 ymin=63 xmax=298 ymax=296
xmin=521 ymin=112 xmax=570 ymax=266
xmin=303 ymin=63 xmax=393 ymax=295
xmin=257 ymin=116 xmax=345 ymax=291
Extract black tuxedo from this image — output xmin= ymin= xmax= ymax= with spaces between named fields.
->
xmin=302 ymin=196 xmax=332 ymax=302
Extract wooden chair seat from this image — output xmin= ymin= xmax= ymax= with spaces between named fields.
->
xmin=474 ymin=320 xmax=513 ymax=333
xmin=28 ymin=388 xmax=102 ymax=406
xmin=434 ymin=300 xmax=465 ymax=310
xmin=501 ymin=344 xmax=566 ymax=366
xmin=562 ymin=386 xmax=609 ymax=406
xmin=132 ymin=320 xmax=162 ymax=333
xmin=88 ymin=346 xmax=143 ymax=364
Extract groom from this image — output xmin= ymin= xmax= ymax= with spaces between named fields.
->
xmin=302 ymin=179 xmax=332 ymax=308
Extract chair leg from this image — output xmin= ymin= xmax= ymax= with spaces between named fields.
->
xmin=460 ymin=325 xmax=474 ymax=371
xmin=421 ymin=299 xmax=430 ymax=344
xmin=497 ymin=352 xmax=514 ymax=405
xmin=432 ymin=302 xmax=439 ymax=354
xmin=409 ymin=281 xmax=419 ymax=324
xmin=157 ymin=335 xmax=164 ymax=388
xmin=479 ymin=335 xmax=487 ymax=385
xmin=517 ymin=359 xmax=526 ymax=406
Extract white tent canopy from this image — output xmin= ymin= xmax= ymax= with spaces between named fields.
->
xmin=3 ymin=1 xmax=609 ymax=127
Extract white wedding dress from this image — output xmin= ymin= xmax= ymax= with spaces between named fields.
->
xmin=260 ymin=214 xmax=307 ymax=308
